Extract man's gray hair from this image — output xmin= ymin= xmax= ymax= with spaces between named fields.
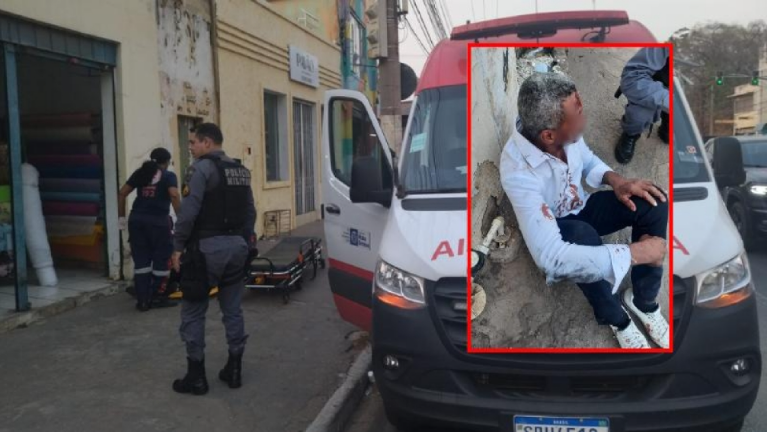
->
xmin=517 ymin=72 xmax=577 ymax=142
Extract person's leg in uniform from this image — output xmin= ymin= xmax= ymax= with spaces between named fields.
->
xmin=657 ymin=111 xmax=669 ymax=144
xmin=215 ymin=236 xmax=250 ymax=388
xmin=571 ymin=190 xmax=670 ymax=347
xmin=615 ymin=102 xmax=655 ymax=164
xmin=556 ymin=219 xmax=631 ymax=328
xmin=149 ymin=220 xmax=176 ymax=308
xmin=128 ymin=219 xmax=153 ymax=312
xmin=174 ymin=295 xmax=210 ymax=395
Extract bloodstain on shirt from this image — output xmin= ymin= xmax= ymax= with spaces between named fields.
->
xmin=541 ymin=203 xmax=554 ymax=220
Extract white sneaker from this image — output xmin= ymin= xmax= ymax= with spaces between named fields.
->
xmin=623 ymin=289 xmax=670 ymax=349
xmin=611 ymin=318 xmax=651 ymax=349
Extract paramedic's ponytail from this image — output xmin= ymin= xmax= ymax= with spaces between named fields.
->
xmin=132 ymin=148 xmax=172 ymax=188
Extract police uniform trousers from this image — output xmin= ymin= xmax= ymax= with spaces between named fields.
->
xmin=179 ymin=235 xmax=249 ymax=361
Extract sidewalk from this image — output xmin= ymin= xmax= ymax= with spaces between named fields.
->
xmin=0 ymin=221 xmax=362 ymax=432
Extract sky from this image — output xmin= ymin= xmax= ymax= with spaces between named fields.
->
xmin=399 ymin=0 xmax=766 ymax=77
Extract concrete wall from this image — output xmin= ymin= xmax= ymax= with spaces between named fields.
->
xmin=156 ymin=0 xmax=217 ymax=177
xmin=216 ymin=0 xmax=342 ymax=233
xmin=262 ymin=0 xmax=340 ymax=44
xmin=470 ymin=47 xmax=518 ymax=249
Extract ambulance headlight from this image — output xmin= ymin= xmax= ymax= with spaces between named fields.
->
xmin=374 ymin=260 xmax=426 ymax=309
xmin=749 ymin=185 xmax=767 ymax=195
xmin=696 ymin=253 xmax=753 ymax=308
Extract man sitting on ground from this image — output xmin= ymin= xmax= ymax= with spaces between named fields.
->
xmin=500 ymin=72 xmax=670 ymax=349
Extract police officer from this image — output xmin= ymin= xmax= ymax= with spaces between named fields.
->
xmin=614 ymin=47 xmax=670 ymax=164
xmin=170 ymin=123 xmax=256 ymax=395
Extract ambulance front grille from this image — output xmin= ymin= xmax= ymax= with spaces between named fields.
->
xmin=430 ymin=277 xmax=468 ymax=352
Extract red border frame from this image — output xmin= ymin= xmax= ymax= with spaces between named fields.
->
xmin=466 ymin=42 xmax=674 ymax=354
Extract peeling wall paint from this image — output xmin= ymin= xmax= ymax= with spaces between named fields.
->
xmin=157 ymin=0 xmax=216 ymax=173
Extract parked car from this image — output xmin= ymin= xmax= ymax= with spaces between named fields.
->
xmin=705 ymin=135 xmax=767 ymax=250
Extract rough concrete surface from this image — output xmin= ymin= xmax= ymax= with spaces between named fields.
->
xmin=471 ymin=48 xmax=670 ymax=348
xmin=0 ymin=221 xmax=362 ymax=432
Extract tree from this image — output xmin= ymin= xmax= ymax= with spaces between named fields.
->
xmin=669 ymin=21 xmax=767 ymax=136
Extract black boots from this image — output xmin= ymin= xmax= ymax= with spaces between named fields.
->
xmin=219 ymin=351 xmax=243 ymax=389
xmin=658 ymin=112 xmax=669 ymax=144
xmin=135 ymin=302 xmax=150 ymax=312
xmin=173 ymin=357 xmax=209 ymax=395
xmin=615 ymin=132 xmax=640 ymax=164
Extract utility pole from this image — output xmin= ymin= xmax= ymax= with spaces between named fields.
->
xmin=378 ymin=0 xmax=402 ymax=153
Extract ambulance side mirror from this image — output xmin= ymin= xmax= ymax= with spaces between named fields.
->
xmin=350 ymin=156 xmax=393 ymax=208
xmin=712 ymin=137 xmax=746 ymax=189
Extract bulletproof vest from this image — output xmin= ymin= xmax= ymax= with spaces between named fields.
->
xmin=193 ymin=154 xmax=252 ymax=238
xmin=651 ymin=56 xmax=670 ymax=88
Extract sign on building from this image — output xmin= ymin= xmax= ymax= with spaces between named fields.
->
xmin=289 ymin=45 xmax=319 ymax=88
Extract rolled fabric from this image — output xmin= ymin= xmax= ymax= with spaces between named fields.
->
xmin=21 ymin=113 xmax=97 ymax=128
xmin=22 ymin=163 xmax=58 ymax=286
xmin=26 ymin=142 xmax=97 ymax=155
xmin=23 ymin=126 xmax=95 ymax=143
xmin=39 ymin=179 xmax=102 ymax=193
xmin=36 ymin=166 xmax=102 ymax=179
xmin=45 ymin=216 xmax=99 ymax=237
xmin=40 ymin=191 xmax=101 ymax=203
xmin=42 ymin=201 xmax=100 ymax=217
xmin=28 ymin=155 xmax=102 ymax=168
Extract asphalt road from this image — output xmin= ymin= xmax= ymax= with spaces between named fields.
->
xmin=345 ymin=249 xmax=767 ymax=432
xmin=0 ymin=222 xmax=363 ymax=432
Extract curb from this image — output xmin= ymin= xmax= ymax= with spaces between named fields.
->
xmin=0 ymin=282 xmax=127 ymax=334
xmin=305 ymin=344 xmax=372 ymax=432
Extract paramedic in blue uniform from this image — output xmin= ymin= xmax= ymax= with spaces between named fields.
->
xmin=614 ymin=47 xmax=670 ymax=164
xmin=118 ymin=147 xmax=181 ymax=311
xmin=170 ymin=122 xmax=256 ymax=395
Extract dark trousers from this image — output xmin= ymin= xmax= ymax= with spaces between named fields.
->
xmin=128 ymin=216 xmax=173 ymax=304
xmin=557 ymin=191 xmax=668 ymax=326
xmin=179 ymin=236 xmax=249 ymax=361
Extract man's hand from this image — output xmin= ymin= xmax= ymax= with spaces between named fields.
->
xmin=629 ymin=234 xmax=666 ymax=267
xmin=605 ymin=172 xmax=667 ymax=211
xmin=171 ymin=251 xmax=182 ymax=273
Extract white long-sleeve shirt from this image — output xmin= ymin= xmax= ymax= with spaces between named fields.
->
xmin=499 ymin=129 xmax=631 ymax=293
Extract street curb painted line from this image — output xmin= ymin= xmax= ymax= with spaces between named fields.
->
xmin=0 ymin=282 xmax=127 ymax=334
xmin=306 ymin=344 xmax=372 ymax=432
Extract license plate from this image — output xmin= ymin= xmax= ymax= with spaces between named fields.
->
xmin=513 ymin=416 xmax=609 ymax=432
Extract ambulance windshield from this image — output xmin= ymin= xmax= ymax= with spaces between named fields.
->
xmin=399 ymin=85 xmax=467 ymax=194
xmin=674 ymin=84 xmax=710 ymax=184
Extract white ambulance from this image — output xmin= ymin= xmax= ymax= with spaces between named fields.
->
xmin=320 ymin=10 xmax=761 ymax=432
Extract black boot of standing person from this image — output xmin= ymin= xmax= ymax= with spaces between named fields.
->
xmin=219 ymin=351 xmax=243 ymax=389
xmin=172 ymin=357 xmax=209 ymax=395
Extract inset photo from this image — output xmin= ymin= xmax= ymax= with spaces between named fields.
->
xmin=469 ymin=45 xmax=672 ymax=351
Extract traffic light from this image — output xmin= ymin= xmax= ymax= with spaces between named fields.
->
xmin=752 ymin=70 xmax=760 ymax=86
xmin=365 ymin=0 xmax=388 ymax=59
xmin=716 ymin=71 xmax=724 ymax=86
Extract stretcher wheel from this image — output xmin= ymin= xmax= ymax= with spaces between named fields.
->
xmin=309 ymin=259 xmax=318 ymax=281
